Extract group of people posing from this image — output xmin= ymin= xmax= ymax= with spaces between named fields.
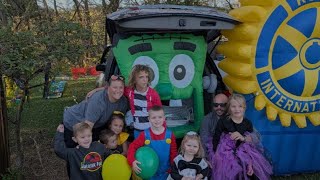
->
xmin=53 ymin=64 xmax=272 ymax=180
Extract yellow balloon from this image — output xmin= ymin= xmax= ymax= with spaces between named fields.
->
xmin=102 ymin=154 xmax=131 ymax=180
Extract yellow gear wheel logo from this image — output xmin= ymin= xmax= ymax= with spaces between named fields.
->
xmin=218 ymin=0 xmax=320 ymax=128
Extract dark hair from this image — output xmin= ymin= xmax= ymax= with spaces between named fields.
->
xmin=105 ymin=113 xmax=126 ymax=132
xmin=99 ymin=129 xmax=116 ymax=144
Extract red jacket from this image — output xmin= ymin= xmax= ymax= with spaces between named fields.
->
xmin=124 ymin=87 xmax=162 ymax=115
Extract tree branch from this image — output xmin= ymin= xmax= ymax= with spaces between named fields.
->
xmin=224 ymin=0 xmax=234 ymax=10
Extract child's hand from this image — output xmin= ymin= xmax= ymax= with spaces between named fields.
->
xmin=132 ymin=160 xmax=142 ymax=174
xmin=86 ymin=87 xmax=104 ymax=100
xmin=229 ymin=131 xmax=244 ymax=141
xmin=247 ymin=163 xmax=254 ymax=176
xmin=244 ymin=135 xmax=253 ymax=142
xmin=195 ymin=174 xmax=204 ymax=180
xmin=84 ymin=120 xmax=94 ymax=128
xmin=57 ymin=124 xmax=64 ymax=133
xmin=204 ymin=159 xmax=212 ymax=169
xmin=86 ymin=89 xmax=97 ymax=100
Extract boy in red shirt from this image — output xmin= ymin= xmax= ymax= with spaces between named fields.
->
xmin=127 ymin=105 xmax=177 ymax=180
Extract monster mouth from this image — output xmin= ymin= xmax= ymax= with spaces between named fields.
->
xmin=164 ymin=95 xmax=195 ymax=128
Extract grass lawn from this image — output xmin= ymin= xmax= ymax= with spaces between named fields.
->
xmin=5 ymin=77 xmax=320 ymax=179
xmin=15 ymin=77 xmax=97 ymax=135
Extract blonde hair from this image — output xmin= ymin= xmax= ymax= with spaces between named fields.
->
xmin=73 ymin=122 xmax=92 ymax=137
xmin=180 ymin=132 xmax=205 ymax=158
xmin=226 ymin=93 xmax=246 ymax=116
xmin=128 ymin=64 xmax=154 ymax=87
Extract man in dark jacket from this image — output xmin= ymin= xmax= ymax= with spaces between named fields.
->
xmin=200 ymin=93 xmax=228 ymax=157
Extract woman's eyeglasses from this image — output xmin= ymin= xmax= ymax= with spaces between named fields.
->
xmin=110 ymin=75 xmax=125 ymax=81
xmin=213 ymin=103 xmax=227 ymax=107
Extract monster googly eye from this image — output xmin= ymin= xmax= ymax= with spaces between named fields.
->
xmin=169 ymin=54 xmax=195 ymax=88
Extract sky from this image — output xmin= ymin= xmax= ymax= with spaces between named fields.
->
xmin=45 ymin=0 xmax=102 ymax=9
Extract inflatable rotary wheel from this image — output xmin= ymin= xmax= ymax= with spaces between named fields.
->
xmin=218 ymin=0 xmax=320 ymax=127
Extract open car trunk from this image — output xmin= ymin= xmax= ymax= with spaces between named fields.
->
xmin=106 ymin=4 xmax=239 ymax=42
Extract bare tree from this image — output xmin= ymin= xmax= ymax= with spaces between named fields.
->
xmin=213 ymin=0 xmax=217 ymax=7
xmin=42 ymin=0 xmax=49 ymax=14
xmin=84 ymin=0 xmax=91 ymax=29
xmin=53 ymin=0 xmax=59 ymax=17
xmin=224 ymin=0 xmax=234 ymax=10
xmin=101 ymin=0 xmax=108 ymax=14
xmin=72 ymin=0 xmax=83 ymax=22
xmin=0 ymin=8 xmax=8 ymax=25
xmin=109 ymin=0 xmax=120 ymax=13
xmin=0 ymin=76 xmax=10 ymax=175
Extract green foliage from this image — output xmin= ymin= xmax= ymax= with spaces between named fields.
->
xmin=35 ymin=19 xmax=91 ymax=63
xmin=0 ymin=19 xmax=91 ymax=80
xmin=0 ymin=168 xmax=23 ymax=180
xmin=0 ymin=28 xmax=36 ymax=78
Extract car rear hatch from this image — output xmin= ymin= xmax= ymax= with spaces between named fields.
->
xmin=106 ymin=4 xmax=239 ymax=42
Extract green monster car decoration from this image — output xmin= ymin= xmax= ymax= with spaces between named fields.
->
xmin=113 ymin=34 xmax=207 ymax=138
